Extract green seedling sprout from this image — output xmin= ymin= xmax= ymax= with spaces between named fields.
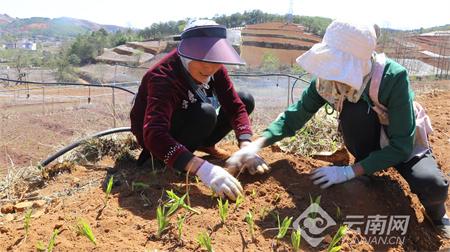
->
xmin=166 ymin=190 xmax=200 ymax=215
xmin=327 ymin=225 xmax=348 ymax=252
xmin=336 ymin=206 xmax=342 ymax=221
xmin=259 ymin=206 xmax=270 ymax=219
xmin=291 ymin=229 xmax=301 ymax=252
xmin=77 ymin=219 xmax=97 ymax=245
xmin=309 ymin=194 xmax=322 ymax=219
xmin=36 ymin=241 xmax=46 ymax=251
xmin=251 ymin=188 xmax=257 ymax=197
xmin=217 ymin=198 xmax=229 ymax=224
xmin=47 ymin=229 xmax=59 ymax=252
xmin=245 ymin=211 xmax=255 ymax=241
xmin=131 ymin=181 xmax=150 ymax=191
xmin=177 ymin=214 xmax=187 ymax=240
xmin=234 ymin=194 xmax=244 ymax=210
xmin=276 ymin=216 xmax=293 ymax=239
xmin=36 ymin=229 xmax=59 ymax=252
xmin=197 ymin=231 xmax=213 ymax=252
xmin=104 ymin=175 xmax=114 ymax=207
xmin=273 ymin=193 xmax=281 ymax=203
xmin=24 ymin=208 xmax=33 ymax=238
xmin=156 ymin=205 xmax=169 ymax=238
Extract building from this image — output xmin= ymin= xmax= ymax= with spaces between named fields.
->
xmin=3 ymin=40 xmax=37 ymax=50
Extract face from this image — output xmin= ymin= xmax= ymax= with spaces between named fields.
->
xmin=188 ymin=60 xmax=222 ymax=84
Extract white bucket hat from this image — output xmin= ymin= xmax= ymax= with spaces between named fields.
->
xmin=296 ymin=20 xmax=377 ymax=90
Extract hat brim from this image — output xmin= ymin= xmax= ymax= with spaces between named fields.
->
xmin=296 ymin=43 xmax=372 ymax=90
xmin=178 ymin=37 xmax=245 ymax=65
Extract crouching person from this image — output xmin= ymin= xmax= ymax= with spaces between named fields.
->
xmin=129 ymin=20 xmax=256 ymax=201
xmin=226 ymin=20 xmax=450 ymax=236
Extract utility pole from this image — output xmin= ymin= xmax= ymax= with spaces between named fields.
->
xmin=112 ymin=64 xmax=117 ymax=128
xmin=287 ymin=0 xmax=293 ymax=24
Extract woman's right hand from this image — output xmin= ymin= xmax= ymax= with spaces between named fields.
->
xmin=196 ymin=160 xmax=243 ymax=201
xmin=225 ymin=137 xmax=270 ymax=176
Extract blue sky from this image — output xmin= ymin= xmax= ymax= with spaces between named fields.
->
xmin=1 ymin=0 xmax=449 ymax=30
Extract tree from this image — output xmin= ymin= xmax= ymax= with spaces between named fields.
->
xmin=12 ymin=50 xmax=31 ymax=82
xmin=261 ymin=52 xmax=280 ymax=72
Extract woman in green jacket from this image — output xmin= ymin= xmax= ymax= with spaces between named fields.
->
xmin=226 ymin=20 xmax=449 ymax=236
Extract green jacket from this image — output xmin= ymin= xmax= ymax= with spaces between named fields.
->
xmin=262 ymin=59 xmax=416 ymax=174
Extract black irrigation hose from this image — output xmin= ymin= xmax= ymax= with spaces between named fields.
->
xmin=0 ymin=77 xmax=136 ymax=95
xmin=40 ymin=127 xmax=131 ymax=167
xmin=229 ymin=72 xmax=306 ymax=81
xmin=290 ymin=73 xmax=310 ymax=103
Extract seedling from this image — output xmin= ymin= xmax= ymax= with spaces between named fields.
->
xmin=24 ymin=208 xmax=33 ymax=238
xmin=156 ymin=205 xmax=169 ymax=238
xmin=273 ymin=193 xmax=281 ymax=203
xmin=245 ymin=211 xmax=255 ymax=241
xmin=259 ymin=206 xmax=270 ymax=219
xmin=36 ymin=229 xmax=59 ymax=252
xmin=104 ymin=175 xmax=114 ymax=207
xmin=276 ymin=215 xmax=293 ymax=239
xmin=197 ymin=231 xmax=213 ymax=252
xmin=47 ymin=229 xmax=59 ymax=252
xmin=217 ymin=198 xmax=229 ymax=224
xmin=166 ymin=190 xmax=200 ymax=215
xmin=176 ymin=214 xmax=187 ymax=240
xmin=234 ymin=194 xmax=244 ymax=210
xmin=335 ymin=205 xmax=342 ymax=221
xmin=77 ymin=219 xmax=97 ymax=245
xmin=251 ymin=188 xmax=257 ymax=197
xmin=36 ymin=241 xmax=46 ymax=251
xmin=327 ymin=225 xmax=347 ymax=252
xmin=309 ymin=194 xmax=322 ymax=219
xmin=291 ymin=229 xmax=301 ymax=252
xmin=131 ymin=181 xmax=150 ymax=191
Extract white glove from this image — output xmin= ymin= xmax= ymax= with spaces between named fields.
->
xmin=196 ymin=161 xmax=243 ymax=201
xmin=310 ymin=165 xmax=355 ymax=189
xmin=225 ymin=139 xmax=269 ymax=175
xmin=241 ymin=154 xmax=270 ymax=175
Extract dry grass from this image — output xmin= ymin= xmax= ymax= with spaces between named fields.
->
xmin=277 ymin=107 xmax=342 ymax=157
xmin=0 ymin=134 xmax=138 ymax=201
xmin=65 ymin=134 xmax=138 ymax=165
xmin=0 ymin=155 xmax=42 ymax=201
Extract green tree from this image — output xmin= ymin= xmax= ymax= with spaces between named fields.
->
xmin=261 ymin=52 xmax=280 ymax=72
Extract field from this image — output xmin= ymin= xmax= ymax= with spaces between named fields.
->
xmin=0 ymin=74 xmax=450 ymax=251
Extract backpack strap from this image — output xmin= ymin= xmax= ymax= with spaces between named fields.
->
xmin=369 ymin=53 xmax=433 ymax=160
xmin=369 ymin=53 xmax=390 ymax=125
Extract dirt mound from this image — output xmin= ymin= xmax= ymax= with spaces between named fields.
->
xmin=1 ymin=146 xmax=448 ymax=251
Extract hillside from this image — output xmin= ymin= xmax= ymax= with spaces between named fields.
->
xmin=0 ymin=14 xmax=125 ymax=38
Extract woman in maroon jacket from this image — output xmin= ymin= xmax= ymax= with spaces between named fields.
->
xmin=130 ymin=20 xmax=261 ymax=200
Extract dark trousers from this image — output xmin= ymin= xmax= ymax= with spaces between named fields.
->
xmin=170 ymin=91 xmax=255 ymax=152
xmin=339 ymin=99 xmax=448 ymax=221
xmin=137 ymin=91 xmax=254 ymax=165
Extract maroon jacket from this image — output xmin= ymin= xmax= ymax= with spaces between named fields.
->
xmin=130 ymin=49 xmax=252 ymax=171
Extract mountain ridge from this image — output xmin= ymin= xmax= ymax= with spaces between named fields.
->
xmin=0 ymin=14 xmax=127 ymax=38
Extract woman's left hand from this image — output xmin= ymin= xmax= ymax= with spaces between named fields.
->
xmin=310 ymin=165 xmax=356 ymax=189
